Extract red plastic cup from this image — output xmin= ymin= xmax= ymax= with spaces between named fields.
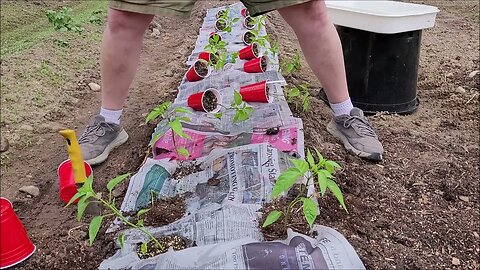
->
xmin=0 ymin=197 xmax=36 ymax=269
xmin=243 ymin=56 xmax=268 ymax=73
xmin=243 ymin=16 xmax=254 ymax=30
xmin=240 ymin=81 xmax=269 ymax=102
xmin=57 ymin=160 xmax=93 ymax=204
xmin=186 ymin=59 xmax=209 ymax=82
xmin=209 ymin=32 xmax=222 ymax=41
xmin=198 ymin=52 xmax=211 ymax=62
xmin=187 ymin=89 xmax=221 ymax=113
xmin=239 ymin=43 xmax=259 ymax=60
xmin=214 ymin=18 xmax=227 ymax=32
xmin=241 ymin=8 xmax=248 ymax=17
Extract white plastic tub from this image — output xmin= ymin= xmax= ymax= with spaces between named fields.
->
xmin=326 ymin=0 xmax=439 ymax=34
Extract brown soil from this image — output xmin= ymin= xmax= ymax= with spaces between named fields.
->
xmin=215 ymin=19 xmax=226 ymax=31
xmin=194 ymin=59 xmax=209 ymax=77
xmin=171 ymin=162 xmax=202 ymax=180
xmin=202 ymin=90 xmax=218 ymax=112
xmin=209 ymin=52 xmax=219 ymax=65
xmin=141 ymin=195 xmax=186 ymax=227
xmin=136 ymin=234 xmax=187 ymax=259
xmin=265 ymin=127 xmax=280 ymax=135
xmin=260 ymin=56 xmax=267 ymax=72
xmin=1 ymin=0 xmax=478 ymax=269
xmin=260 ymin=185 xmax=310 ymax=241
xmin=252 ymin=42 xmax=259 ymax=57
xmin=243 ymin=31 xmax=255 ymax=45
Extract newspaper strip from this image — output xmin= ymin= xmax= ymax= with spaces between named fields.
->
xmin=152 ymin=118 xmax=304 ymax=160
xmin=100 ymin=226 xmax=365 ymax=270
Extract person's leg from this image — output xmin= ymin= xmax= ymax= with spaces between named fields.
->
xmin=277 ymin=1 xmax=383 ymax=161
xmin=101 ymin=8 xmax=154 ymax=114
xmin=79 ymin=8 xmax=153 ymax=165
xmin=278 ymin=1 xmax=347 ymax=104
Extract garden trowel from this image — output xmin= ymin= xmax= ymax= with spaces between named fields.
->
xmin=59 ymin=129 xmax=87 ymax=183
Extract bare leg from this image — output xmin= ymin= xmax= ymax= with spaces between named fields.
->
xmin=100 ymin=8 xmax=154 ymax=110
xmin=278 ymin=1 xmax=348 ymax=103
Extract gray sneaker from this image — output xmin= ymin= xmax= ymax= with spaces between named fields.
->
xmin=79 ymin=115 xmax=129 ymax=165
xmin=327 ymin=108 xmax=383 ymax=161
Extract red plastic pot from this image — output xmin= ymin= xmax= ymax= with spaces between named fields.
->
xmin=209 ymin=32 xmax=222 ymax=41
xmin=241 ymin=8 xmax=248 ymax=17
xmin=243 ymin=16 xmax=254 ymax=30
xmin=243 ymin=56 xmax=268 ymax=73
xmin=0 ymin=197 xmax=35 ymax=269
xmin=242 ymin=31 xmax=254 ymax=45
xmin=198 ymin=52 xmax=211 ymax=62
xmin=239 ymin=43 xmax=259 ymax=60
xmin=57 ymin=160 xmax=93 ymax=204
xmin=214 ymin=18 xmax=227 ymax=32
xmin=186 ymin=59 xmax=209 ymax=82
xmin=187 ymin=89 xmax=221 ymax=113
xmin=240 ymin=81 xmax=269 ymax=102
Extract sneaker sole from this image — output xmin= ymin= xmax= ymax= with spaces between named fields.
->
xmin=326 ymin=120 xmax=382 ymax=162
xmin=85 ymin=129 xmax=129 ymax=165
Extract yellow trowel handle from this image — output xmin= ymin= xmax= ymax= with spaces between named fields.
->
xmin=59 ymin=129 xmax=87 ymax=184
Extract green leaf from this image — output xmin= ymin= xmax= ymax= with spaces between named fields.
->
xmin=262 ymin=210 xmax=283 ymax=227
xmin=306 ymin=150 xmax=316 ymax=172
xmin=107 ymin=173 xmax=131 ymax=193
xmin=173 ymin=107 xmax=192 ymax=114
xmin=118 ymin=233 xmax=125 ymax=249
xmin=232 ymin=18 xmax=240 ymax=23
xmin=271 ymin=168 xmax=302 ymax=198
xmin=177 ymin=116 xmax=192 ymax=123
xmin=327 ymin=179 xmax=347 ymax=212
xmin=149 ymin=133 xmax=160 ymax=147
xmin=233 ymin=91 xmax=243 ymax=105
xmin=314 ymin=148 xmax=325 ymax=166
xmin=137 ymin=208 xmax=150 ymax=218
xmin=146 ymin=102 xmax=171 ymax=123
xmin=137 ymin=219 xmax=144 ymax=227
xmin=66 ymin=191 xmax=84 ymax=207
xmin=317 ymin=172 xmax=328 ymax=196
xmin=141 ymin=242 xmax=148 ymax=254
xmin=169 ymin=119 xmax=190 ymax=139
xmin=213 ymin=112 xmax=223 ymax=119
xmin=325 ymin=160 xmax=341 ymax=174
xmin=89 ymin=215 xmax=104 ymax=246
xmin=301 ymin=197 xmax=318 ymax=226
xmin=177 ymin=147 xmax=190 ymax=158
xmin=76 ymin=195 xmax=91 ymax=221
xmin=287 ymin=87 xmax=300 ymax=98
xmin=302 ymin=95 xmax=310 ymax=112
xmin=319 ymin=169 xmax=333 ymax=179
xmin=290 ymin=159 xmax=309 ymax=175
xmin=82 ymin=175 xmax=94 ymax=193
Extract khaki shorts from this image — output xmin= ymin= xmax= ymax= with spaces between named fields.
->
xmin=109 ymin=0 xmax=312 ymax=17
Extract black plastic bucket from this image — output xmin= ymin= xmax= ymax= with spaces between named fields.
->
xmin=337 ymin=26 xmax=421 ymax=114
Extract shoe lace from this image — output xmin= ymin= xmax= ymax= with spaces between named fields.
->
xmin=343 ymin=116 xmax=377 ymax=137
xmin=78 ymin=121 xmax=115 ymax=144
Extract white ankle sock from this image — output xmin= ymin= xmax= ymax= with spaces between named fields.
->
xmin=330 ymin=98 xmax=354 ymax=116
xmin=100 ymin=107 xmax=123 ymax=125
